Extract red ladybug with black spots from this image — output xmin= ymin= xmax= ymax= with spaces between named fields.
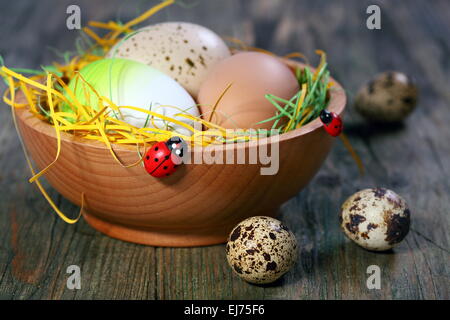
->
xmin=319 ymin=109 xmax=343 ymax=137
xmin=144 ymin=137 xmax=187 ymax=178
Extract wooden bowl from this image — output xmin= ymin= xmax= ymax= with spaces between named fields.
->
xmin=14 ymin=59 xmax=346 ymax=247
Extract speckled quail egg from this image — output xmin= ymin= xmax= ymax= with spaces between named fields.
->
xmin=107 ymin=22 xmax=230 ymax=98
xmin=354 ymin=71 xmax=418 ymax=123
xmin=339 ymin=188 xmax=411 ymax=251
xmin=226 ymin=216 xmax=298 ymax=284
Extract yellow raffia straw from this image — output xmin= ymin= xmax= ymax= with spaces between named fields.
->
xmin=296 ymin=107 xmax=313 ymax=128
xmin=19 ymin=82 xmax=38 ymax=114
xmin=224 ymin=37 xmax=277 ymax=56
xmin=88 ymin=21 xmax=131 ymax=32
xmin=1 ymin=67 xmax=66 ymax=102
xmin=110 ymin=0 xmax=175 ymax=39
xmin=339 ymin=133 xmax=365 ymax=175
xmin=28 ymin=74 xmax=62 ymax=183
xmin=3 ymin=91 xmax=27 ymax=108
xmin=81 ymin=106 xmax=108 ymax=125
xmin=283 ymin=52 xmax=310 ymax=65
xmin=65 ymin=73 xmax=100 ymax=120
xmin=95 ymin=118 xmax=143 ymax=168
xmin=314 ymin=49 xmax=326 ymax=80
xmin=208 ymin=82 xmax=233 ymax=122
xmin=82 ymin=27 xmax=111 ymax=47
xmin=224 ymin=36 xmax=249 ymax=51
xmin=7 ymin=74 xmax=82 ymax=223
xmin=285 ymin=83 xmax=307 ymax=132
xmin=177 ymin=113 xmax=227 ymax=134
xmin=226 ymin=37 xmax=310 ymax=66
xmin=121 ymin=105 xmax=199 ymax=132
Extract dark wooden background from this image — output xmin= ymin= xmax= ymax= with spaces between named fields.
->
xmin=0 ymin=0 xmax=449 ymax=299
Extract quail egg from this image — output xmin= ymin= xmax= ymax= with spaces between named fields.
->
xmin=355 ymin=71 xmax=418 ymax=123
xmin=339 ymin=188 xmax=411 ymax=251
xmin=226 ymin=216 xmax=298 ymax=284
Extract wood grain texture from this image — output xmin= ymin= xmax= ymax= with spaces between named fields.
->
xmin=0 ymin=0 xmax=449 ymax=299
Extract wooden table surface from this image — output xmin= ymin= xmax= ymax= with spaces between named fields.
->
xmin=0 ymin=0 xmax=449 ymax=300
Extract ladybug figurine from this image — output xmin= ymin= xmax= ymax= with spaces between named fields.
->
xmin=319 ymin=109 xmax=343 ymax=137
xmin=144 ymin=136 xmax=187 ymax=178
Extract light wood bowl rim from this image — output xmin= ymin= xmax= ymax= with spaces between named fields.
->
xmin=15 ymin=59 xmax=346 ymax=153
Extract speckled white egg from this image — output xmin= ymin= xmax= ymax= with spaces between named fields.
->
xmin=107 ymin=22 xmax=231 ymax=98
xmin=340 ymin=188 xmax=411 ymax=251
xmin=355 ymin=71 xmax=418 ymax=123
xmin=226 ymin=216 xmax=298 ymax=284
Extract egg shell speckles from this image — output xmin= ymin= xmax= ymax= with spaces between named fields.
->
xmin=355 ymin=71 xmax=418 ymax=123
xmin=226 ymin=216 xmax=298 ymax=284
xmin=339 ymin=188 xmax=411 ymax=251
xmin=107 ymin=22 xmax=230 ymax=98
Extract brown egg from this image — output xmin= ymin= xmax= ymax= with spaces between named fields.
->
xmin=198 ymin=52 xmax=299 ymax=130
